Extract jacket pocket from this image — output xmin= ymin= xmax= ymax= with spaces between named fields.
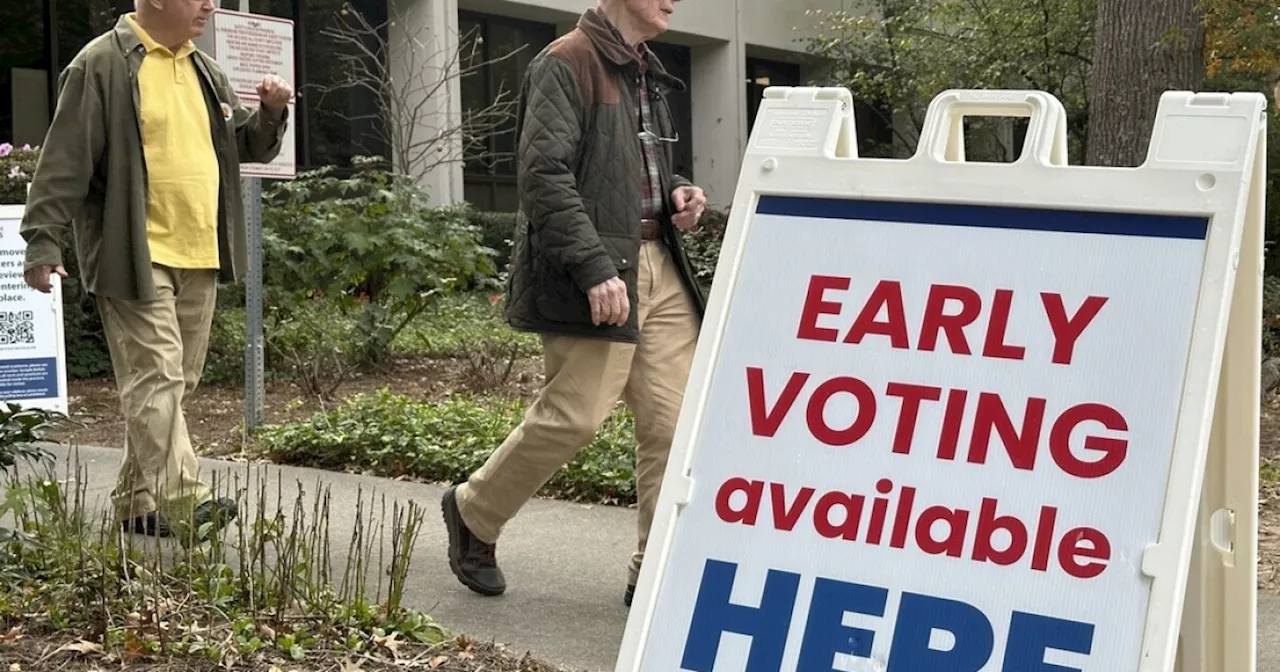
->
xmin=534 ymin=233 xmax=637 ymax=326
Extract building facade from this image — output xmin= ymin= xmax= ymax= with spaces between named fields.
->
xmin=2 ymin=0 xmax=887 ymax=212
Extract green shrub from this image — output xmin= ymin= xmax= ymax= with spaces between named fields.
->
xmin=397 ymin=292 xmax=539 ymax=359
xmin=256 ymin=389 xmax=639 ymax=505
xmin=682 ymin=207 xmax=729 ymax=293
xmin=0 ymin=404 xmax=64 ymax=473
xmin=202 ymin=306 xmax=247 ymax=385
xmin=261 ymin=158 xmax=501 ymax=370
xmin=1266 ymin=275 xmax=1280 ymax=359
xmin=468 ymin=210 xmax=517 ymax=273
xmin=0 ymin=142 xmax=38 ymax=205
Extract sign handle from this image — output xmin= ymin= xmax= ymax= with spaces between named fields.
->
xmin=916 ymin=89 xmax=1070 ymax=166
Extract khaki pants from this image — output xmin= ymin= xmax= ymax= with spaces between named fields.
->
xmin=456 ymin=240 xmax=699 ymax=585
xmin=99 ymin=264 xmax=218 ymax=523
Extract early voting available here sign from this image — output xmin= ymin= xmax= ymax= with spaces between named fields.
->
xmin=616 ymin=89 xmax=1267 ymax=672
xmin=641 ymin=198 xmax=1201 ymax=670
xmin=0 ymin=205 xmax=68 ymax=416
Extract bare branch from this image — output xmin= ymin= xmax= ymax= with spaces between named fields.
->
xmin=306 ymin=0 xmax=526 ymax=179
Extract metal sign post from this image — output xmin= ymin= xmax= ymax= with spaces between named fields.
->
xmin=199 ymin=0 xmax=297 ymax=433
xmin=243 ymin=176 xmax=264 ymax=430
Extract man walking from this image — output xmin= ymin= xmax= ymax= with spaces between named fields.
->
xmin=21 ymin=0 xmax=291 ymax=539
xmin=441 ymin=0 xmax=708 ymax=606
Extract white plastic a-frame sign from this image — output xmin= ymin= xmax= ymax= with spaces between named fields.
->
xmin=615 ymin=87 xmax=1266 ymax=672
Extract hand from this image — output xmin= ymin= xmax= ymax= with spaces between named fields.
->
xmin=587 ymin=277 xmax=630 ymax=326
xmin=24 ymin=265 xmax=67 ymax=294
xmin=671 ymin=185 xmax=707 ymax=232
xmin=257 ymin=75 xmax=293 ymax=117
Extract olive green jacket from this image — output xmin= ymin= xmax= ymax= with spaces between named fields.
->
xmin=20 ymin=14 xmax=287 ymax=301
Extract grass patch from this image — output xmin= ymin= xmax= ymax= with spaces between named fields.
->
xmin=254 ymin=389 xmax=638 ymax=506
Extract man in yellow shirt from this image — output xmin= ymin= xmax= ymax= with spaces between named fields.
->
xmin=22 ymin=0 xmax=292 ymax=539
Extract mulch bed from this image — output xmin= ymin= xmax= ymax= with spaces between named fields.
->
xmin=0 ymin=633 xmax=577 ymax=671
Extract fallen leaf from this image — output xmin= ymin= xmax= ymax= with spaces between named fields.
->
xmin=373 ymin=632 xmax=402 ymax=658
xmin=9 ymin=663 xmax=20 ymax=672
xmin=428 ymin=656 xmax=449 ymax=668
xmin=338 ymin=660 xmax=364 ymax=672
xmin=0 ymin=626 xmax=22 ymax=645
xmin=56 ymin=640 xmax=105 ymax=656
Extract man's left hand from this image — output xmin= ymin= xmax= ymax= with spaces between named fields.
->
xmin=257 ymin=75 xmax=293 ymax=118
xmin=671 ymin=185 xmax=707 ymax=232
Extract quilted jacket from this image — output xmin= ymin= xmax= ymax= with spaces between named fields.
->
xmin=502 ymin=7 xmax=707 ymax=343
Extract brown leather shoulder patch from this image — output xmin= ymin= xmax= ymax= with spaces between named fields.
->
xmin=546 ymin=29 xmax=619 ymax=106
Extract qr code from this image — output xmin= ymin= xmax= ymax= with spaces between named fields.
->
xmin=0 ymin=310 xmax=35 ymax=345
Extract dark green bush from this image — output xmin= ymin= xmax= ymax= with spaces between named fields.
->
xmin=255 ymin=389 xmax=639 ymax=505
xmin=468 ymin=210 xmax=517 ymax=273
xmin=682 ymin=207 xmax=729 ymax=293
xmin=261 ymin=158 xmax=501 ymax=370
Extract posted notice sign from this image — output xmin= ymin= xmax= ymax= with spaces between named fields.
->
xmin=0 ymin=205 xmax=68 ymax=417
xmin=617 ymin=89 xmax=1266 ymax=672
xmin=207 ymin=9 xmax=296 ymax=179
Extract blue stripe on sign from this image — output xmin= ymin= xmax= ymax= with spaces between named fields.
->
xmin=754 ymin=195 xmax=1210 ymax=240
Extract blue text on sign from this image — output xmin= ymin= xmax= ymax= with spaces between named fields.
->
xmin=679 ymin=558 xmax=1095 ymax=671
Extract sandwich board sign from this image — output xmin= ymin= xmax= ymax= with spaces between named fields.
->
xmin=0 ymin=203 xmax=69 ymax=417
xmin=615 ymin=87 xmax=1266 ymax=672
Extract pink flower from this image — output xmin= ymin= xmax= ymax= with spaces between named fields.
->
xmin=489 ymin=293 xmax=503 ymax=304
xmin=19 ymin=144 xmax=30 ymax=152
xmin=0 ymin=143 xmax=10 ymax=158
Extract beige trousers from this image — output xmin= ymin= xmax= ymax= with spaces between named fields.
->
xmin=99 ymin=264 xmax=218 ymax=523
xmin=456 ymin=240 xmax=700 ymax=585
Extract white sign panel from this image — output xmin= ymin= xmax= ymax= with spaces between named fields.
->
xmin=237 ymin=94 xmax=297 ymax=179
xmin=640 ymin=197 xmax=1204 ymax=670
xmin=210 ymin=9 xmax=296 ymax=179
xmin=0 ymin=205 xmax=68 ymax=417
xmin=617 ymin=88 xmax=1267 ymax=672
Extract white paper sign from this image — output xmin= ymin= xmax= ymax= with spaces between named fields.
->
xmin=0 ymin=205 xmax=68 ymax=417
xmin=209 ymin=9 xmax=296 ymax=179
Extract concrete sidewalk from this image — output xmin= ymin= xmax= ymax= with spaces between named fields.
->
xmin=5 ymin=443 xmax=1277 ymax=671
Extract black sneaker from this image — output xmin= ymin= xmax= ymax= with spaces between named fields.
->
xmin=441 ymin=485 xmax=506 ymax=596
xmin=624 ymin=583 xmax=636 ymax=607
xmin=193 ymin=497 xmax=238 ymax=530
xmin=121 ymin=511 xmax=171 ymax=537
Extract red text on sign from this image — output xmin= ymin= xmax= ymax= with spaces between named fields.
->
xmin=746 ymin=367 xmax=1130 ymax=479
xmin=713 ymin=476 xmax=1111 ymax=580
xmin=795 ymin=274 xmax=1108 ymax=366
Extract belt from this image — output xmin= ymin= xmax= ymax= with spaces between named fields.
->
xmin=640 ymin=218 xmax=661 ymax=241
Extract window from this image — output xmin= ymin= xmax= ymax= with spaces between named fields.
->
xmin=745 ymin=56 xmax=800 ymax=133
xmin=298 ymin=0 xmax=391 ymax=170
xmin=459 ymin=11 xmax=556 ymax=212
xmin=852 ymin=97 xmax=896 ymax=158
xmin=1 ymin=0 xmax=119 ymax=146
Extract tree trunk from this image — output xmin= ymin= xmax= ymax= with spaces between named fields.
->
xmin=1085 ymin=0 xmax=1205 ymax=167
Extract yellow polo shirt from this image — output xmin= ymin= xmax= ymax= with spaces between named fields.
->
xmin=128 ymin=15 xmax=221 ymax=269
